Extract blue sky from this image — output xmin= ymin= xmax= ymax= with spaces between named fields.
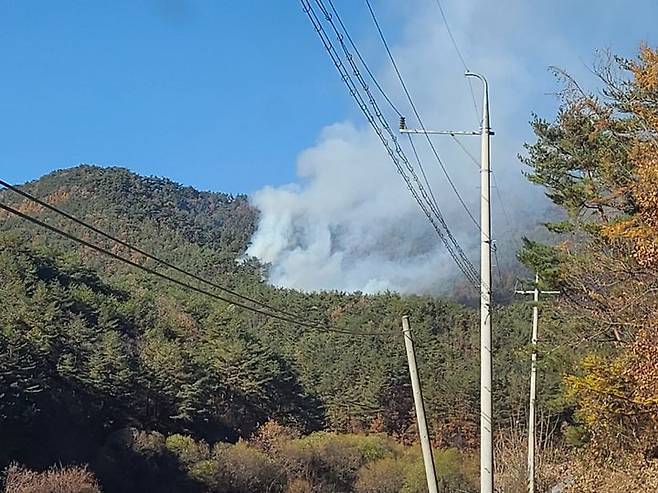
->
xmin=0 ymin=0 xmax=376 ymax=193
xmin=1 ymin=0 xmax=657 ymax=196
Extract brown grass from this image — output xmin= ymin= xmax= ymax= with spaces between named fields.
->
xmin=493 ymin=422 xmax=564 ymax=493
xmin=563 ymin=452 xmax=658 ymax=493
xmin=492 ymin=422 xmax=658 ymax=493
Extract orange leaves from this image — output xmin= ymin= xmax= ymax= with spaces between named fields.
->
xmin=602 ymin=140 xmax=658 ymax=266
xmin=600 ymin=50 xmax=658 ymax=264
xmin=630 ymin=46 xmax=658 ymax=127
xmin=629 ymin=326 xmax=658 ymax=404
xmin=526 ymin=44 xmax=658 ymax=464
xmin=631 ymin=46 xmax=658 ymax=90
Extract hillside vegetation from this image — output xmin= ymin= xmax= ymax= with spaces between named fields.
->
xmin=1 ymin=45 xmax=658 ymax=492
xmin=0 ymin=166 xmax=562 ymax=492
xmin=518 ymin=46 xmax=658 ymax=489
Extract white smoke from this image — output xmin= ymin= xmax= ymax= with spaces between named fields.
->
xmin=246 ymin=0 xmax=651 ymax=294
xmin=247 ymin=121 xmax=468 ymax=293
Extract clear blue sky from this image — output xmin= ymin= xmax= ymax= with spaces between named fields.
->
xmin=0 ymin=0 xmax=381 ymax=194
xmin=1 ymin=1 xmax=656 ymax=195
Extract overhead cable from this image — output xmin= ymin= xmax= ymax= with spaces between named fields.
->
xmin=0 ymin=178 xmax=305 ymax=322
xmin=447 ymin=136 xmax=512 ymax=228
xmin=433 ymin=0 xmax=480 ymax=121
xmin=302 ymin=0 xmax=479 ymax=286
xmin=0 ymin=200 xmax=391 ymax=337
xmin=363 ymin=0 xmax=479 ymax=229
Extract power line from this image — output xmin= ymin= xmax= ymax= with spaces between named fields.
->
xmin=0 ymin=178 xmax=305 ymax=323
xmin=324 ymin=0 xmax=440 ymax=219
xmin=434 ymin=0 xmax=468 ymax=70
xmin=324 ymin=0 xmax=457 ymax=247
xmin=325 ymin=0 xmax=402 ymax=117
xmin=407 ymin=133 xmax=440 ymax=214
xmin=448 ymin=135 xmax=513 ymax=228
xmin=492 ymin=242 xmax=506 ymax=294
xmin=314 ymin=0 xmax=478 ymax=286
xmin=449 ymin=132 xmax=479 ymax=168
xmin=323 ymin=0 xmax=449 ymax=232
xmin=433 ymin=0 xmax=480 ymax=122
xmin=491 ymin=173 xmax=513 ymax=230
xmin=432 ymin=0 xmax=514 ymax=236
xmin=448 ymin=134 xmax=512 ymax=296
xmin=305 ymin=0 xmax=477 ymax=284
xmin=363 ymin=0 xmax=479 ymax=229
xmin=302 ymin=0 xmax=478 ymax=286
xmin=0 ymin=200 xmax=391 ymax=337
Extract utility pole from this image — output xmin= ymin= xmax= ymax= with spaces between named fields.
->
xmin=515 ymin=273 xmax=559 ymax=493
xmin=400 ymin=72 xmax=494 ymax=493
xmin=402 ymin=316 xmax=439 ymax=493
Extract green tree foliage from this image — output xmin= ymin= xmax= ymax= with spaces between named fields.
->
xmin=520 ymin=46 xmax=658 ymax=470
xmin=0 ymin=165 xmax=260 ymax=282
xmin=0 ymin=165 xmax=567 ymax=491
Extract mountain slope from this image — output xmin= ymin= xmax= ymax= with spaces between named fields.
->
xmin=0 ymin=165 xmax=570 ymax=492
xmin=0 ymin=165 xmax=259 ymax=283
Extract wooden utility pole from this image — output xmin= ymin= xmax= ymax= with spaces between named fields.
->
xmin=402 ymin=316 xmax=438 ymax=493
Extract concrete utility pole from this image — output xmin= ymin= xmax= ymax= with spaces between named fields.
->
xmin=515 ymin=273 xmax=559 ymax=493
xmin=402 ymin=316 xmax=439 ymax=493
xmin=400 ymin=72 xmax=494 ymax=493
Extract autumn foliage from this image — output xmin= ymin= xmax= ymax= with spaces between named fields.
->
xmin=522 ymin=45 xmax=658 ymax=486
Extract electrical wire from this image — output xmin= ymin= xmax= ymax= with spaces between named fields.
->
xmin=432 ymin=0 xmax=514 ymax=239
xmin=312 ymin=0 xmax=478 ymax=285
xmin=306 ymin=0 xmax=476 ymax=278
xmin=407 ymin=133 xmax=440 ymax=215
xmin=492 ymin=242 xmax=506 ymax=294
xmin=363 ymin=0 xmax=480 ymax=229
xmin=0 ymin=200 xmax=392 ymax=337
xmin=0 ymin=178 xmax=306 ymax=323
xmin=448 ymin=134 xmax=511 ymax=295
xmin=302 ymin=0 xmax=479 ymax=287
xmin=314 ymin=0 xmax=479 ymax=286
xmin=324 ymin=0 xmax=439 ymax=220
xmin=447 ymin=135 xmax=513 ymax=228
xmin=325 ymin=1 xmax=402 ymax=118
xmin=433 ymin=0 xmax=480 ymax=121
xmin=492 ymin=173 xmax=513 ymax=230
xmin=434 ymin=0 xmax=467 ymax=71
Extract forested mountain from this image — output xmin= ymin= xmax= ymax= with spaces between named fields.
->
xmin=0 ymin=166 xmax=563 ymax=492
xmin=0 ymin=166 xmax=260 ymax=282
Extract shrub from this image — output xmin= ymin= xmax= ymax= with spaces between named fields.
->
xmin=251 ymin=420 xmax=301 ymax=453
xmin=165 ymin=434 xmax=210 ymax=465
xmin=399 ymin=448 xmax=478 ymax=493
xmin=93 ymin=429 xmax=199 ymax=493
xmin=284 ymin=478 xmax=314 ymax=493
xmin=354 ymin=457 xmax=405 ymax=493
xmin=277 ymin=432 xmax=400 ymax=491
xmin=3 ymin=463 xmax=101 ymax=493
xmin=186 ymin=459 xmax=221 ymax=489
xmin=564 ymin=425 xmax=589 ymax=448
xmin=400 ymin=459 xmax=427 ymax=493
xmin=132 ymin=430 xmax=166 ymax=457
xmin=435 ymin=447 xmax=475 ymax=489
xmin=211 ymin=441 xmax=285 ymax=493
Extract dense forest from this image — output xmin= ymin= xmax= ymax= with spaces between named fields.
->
xmin=1 ymin=46 xmax=657 ymax=492
xmin=0 ymin=167 xmax=549 ymax=492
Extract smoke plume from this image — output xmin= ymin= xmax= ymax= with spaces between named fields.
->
xmin=246 ymin=0 xmax=645 ymax=294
